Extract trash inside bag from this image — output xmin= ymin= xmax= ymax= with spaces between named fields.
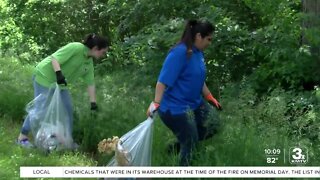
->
xmin=26 ymin=83 xmax=73 ymax=152
xmin=35 ymin=126 xmax=61 ymax=152
xmin=114 ymin=141 xmax=132 ymax=166
xmin=106 ymin=117 xmax=154 ymax=166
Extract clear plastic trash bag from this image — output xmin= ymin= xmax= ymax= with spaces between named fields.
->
xmin=107 ymin=117 xmax=154 ymax=167
xmin=26 ymin=83 xmax=73 ymax=152
xmin=26 ymin=93 xmax=48 ymax=134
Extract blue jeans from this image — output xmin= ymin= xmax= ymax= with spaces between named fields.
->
xmin=159 ymin=103 xmax=219 ymax=166
xmin=21 ymin=76 xmax=73 ymax=136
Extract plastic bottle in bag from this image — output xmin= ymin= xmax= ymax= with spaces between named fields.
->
xmin=46 ymin=134 xmax=59 ymax=152
xmin=35 ymin=126 xmax=61 ymax=152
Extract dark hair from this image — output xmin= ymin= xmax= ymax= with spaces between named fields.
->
xmin=82 ymin=33 xmax=110 ymax=50
xmin=180 ymin=20 xmax=214 ymax=56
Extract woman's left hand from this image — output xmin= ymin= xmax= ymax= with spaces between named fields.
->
xmin=90 ymin=102 xmax=98 ymax=111
xmin=205 ymin=93 xmax=222 ymax=110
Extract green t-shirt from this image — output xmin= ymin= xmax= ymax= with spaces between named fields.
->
xmin=34 ymin=42 xmax=95 ymax=87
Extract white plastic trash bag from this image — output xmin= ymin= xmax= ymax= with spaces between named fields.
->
xmin=27 ymin=83 xmax=73 ymax=152
xmin=107 ymin=117 xmax=154 ymax=167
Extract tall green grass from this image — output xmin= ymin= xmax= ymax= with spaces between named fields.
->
xmin=0 ymin=58 xmax=34 ymax=119
xmin=1 ymin=57 xmax=320 ymax=180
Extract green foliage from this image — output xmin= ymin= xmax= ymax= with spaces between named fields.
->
xmin=219 ymin=81 xmax=320 ymax=165
xmin=0 ymin=12 xmax=41 ymax=62
xmin=97 ymin=18 xmax=183 ymax=73
xmin=1 ymin=0 xmax=319 ymax=92
xmin=224 ymin=80 xmax=320 ymax=143
xmin=1 ymin=0 xmax=114 ymax=61
xmin=98 ymin=0 xmax=319 ymax=93
xmin=206 ymin=0 xmax=319 ymax=93
xmin=206 ymin=15 xmax=253 ymax=86
xmin=105 ymin=0 xmax=205 ymax=39
xmin=245 ymin=1 xmax=315 ymax=92
xmin=242 ymin=0 xmax=301 ymax=26
xmin=0 ymin=58 xmax=33 ymax=119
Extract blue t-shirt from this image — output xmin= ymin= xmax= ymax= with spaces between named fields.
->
xmin=158 ymin=43 xmax=206 ymax=115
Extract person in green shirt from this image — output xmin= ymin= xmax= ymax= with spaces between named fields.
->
xmin=17 ymin=33 xmax=109 ymax=148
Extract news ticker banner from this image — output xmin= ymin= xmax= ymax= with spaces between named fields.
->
xmin=20 ymin=166 xmax=320 ymax=178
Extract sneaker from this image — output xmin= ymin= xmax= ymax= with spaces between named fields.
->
xmin=17 ymin=139 xmax=34 ymax=148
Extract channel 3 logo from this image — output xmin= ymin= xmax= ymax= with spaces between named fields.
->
xmin=289 ymin=147 xmax=308 ymax=164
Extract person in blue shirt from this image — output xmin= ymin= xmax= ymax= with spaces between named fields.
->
xmin=147 ymin=19 xmax=222 ymax=166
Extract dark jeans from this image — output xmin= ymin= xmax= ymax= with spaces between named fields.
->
xmin=159 ymin=103 xmax=220 ymax=166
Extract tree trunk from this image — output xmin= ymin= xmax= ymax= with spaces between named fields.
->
xmin=302 ymin=0 xmax=320 ymax=56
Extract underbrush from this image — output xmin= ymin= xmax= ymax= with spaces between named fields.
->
xmin=1 ymin=58 xmax=319 ymax=180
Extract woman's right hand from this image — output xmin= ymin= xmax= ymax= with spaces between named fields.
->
xmin=55 ymin=70 xmax=67 ymax=86
xmin=146 ymin=101 xmax=160 ymax=117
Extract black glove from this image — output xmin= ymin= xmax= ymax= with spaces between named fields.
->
xmin=91 ymin=102 xmax=98 ymax=111
xmin=55 ymin=70 xmax=67 ymax=86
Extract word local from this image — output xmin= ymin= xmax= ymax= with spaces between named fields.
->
xmin=33 ymin=169 xmax=50 ymax=174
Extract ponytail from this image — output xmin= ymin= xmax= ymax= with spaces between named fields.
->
xmin=82 ymin=33 xmax=110 ymax=50
xmin=179 ymin=20 xmax=214 ymax=57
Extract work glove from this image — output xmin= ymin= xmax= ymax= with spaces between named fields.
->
xmin=55 ymin=70 xmax=67 ymax=86
xmin=90 ymin=102 xmax=98 ymax=111
xmin=205 ymin=93 xmax=222 ymax=110
xmin=147 ymin=101 xmax=160 ymax=118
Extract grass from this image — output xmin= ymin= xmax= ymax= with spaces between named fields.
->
xmin=0 ymin=116 xmax=97 ymax=180
xmin=1 ymin=57 xmax=320 ymax=180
